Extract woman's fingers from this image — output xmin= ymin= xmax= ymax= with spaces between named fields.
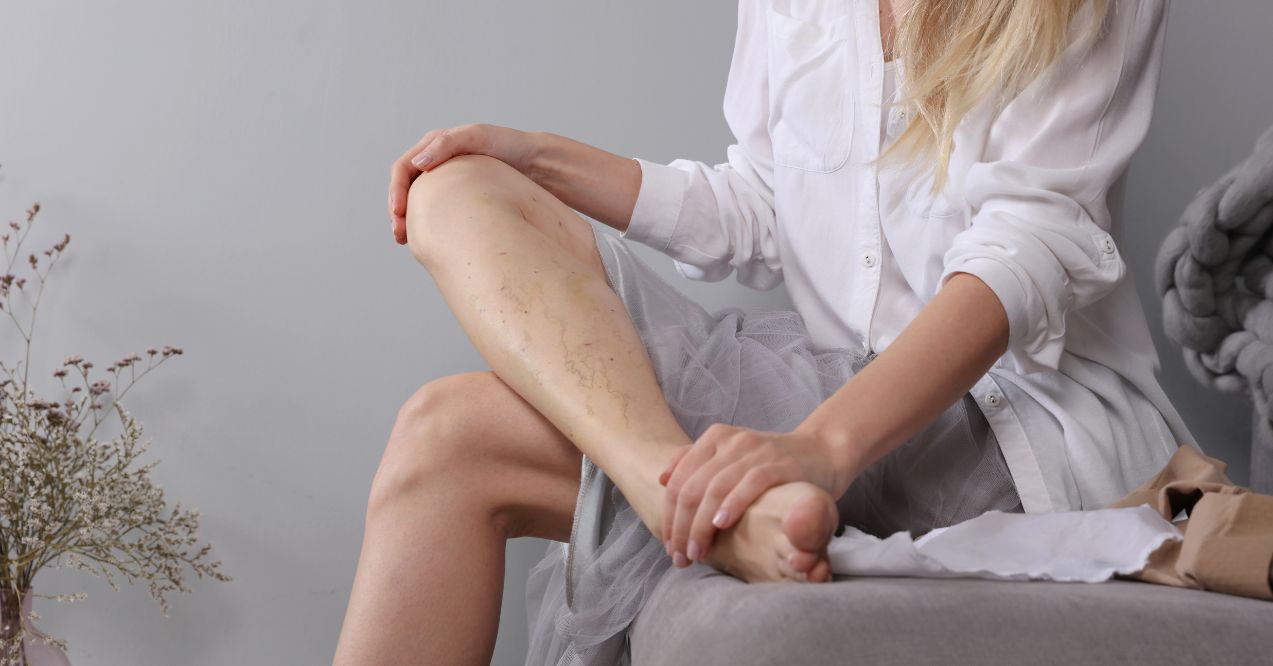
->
xmin=713 ymin=462 xmax=797 ymax=533
xmin=388 ymin=129 xmax=441 ymax=243
xmin=658 ymin=445 xmax=692 ymax=487
xmin=684 ymin=461 xmax=750 ymax=561
xmin=387 ymin=124 xmax=493 ymax=244
xmin=667 ymin=454 xmax=732 ymax=565
xmin=411 ymin=124 xmax=490 ymax=172
xmin=661 ymin=440 xmax=717 ymax=555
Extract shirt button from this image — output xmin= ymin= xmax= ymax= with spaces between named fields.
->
xmin=1099 ymin=237 xmax=1116 ymax=254
xmin=862 ymin=253 xmax=877 ymax=268
xmin=983 ymin=392 xmax=1003 ymax=409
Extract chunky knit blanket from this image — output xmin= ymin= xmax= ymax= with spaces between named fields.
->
xmin=1156 ymin=123 xmax=1273 ymax=491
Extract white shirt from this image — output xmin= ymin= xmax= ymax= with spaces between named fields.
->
xmin=871 ymin=58 xmax=925 ymax=351
xmin=620 ymin=0 xmax=1196 ymax=513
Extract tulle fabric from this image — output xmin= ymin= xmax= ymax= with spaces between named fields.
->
xmin=524 ymin=228 xmax=1022 ymax=666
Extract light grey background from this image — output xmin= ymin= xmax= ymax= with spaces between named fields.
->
xmin=0 ymin=1 xmax=1266 ymax=664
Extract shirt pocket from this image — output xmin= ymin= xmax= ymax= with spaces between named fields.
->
xmin=765 ymin=8 xmax=855 ymax=173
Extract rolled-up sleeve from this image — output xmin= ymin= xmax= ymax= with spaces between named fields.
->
xmin=619 ymin=0 xmax=781 ymax=290
xmin=939 ymin=0 xmax=1166 ymax=374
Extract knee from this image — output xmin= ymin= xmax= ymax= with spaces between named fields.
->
xmin=366 ymin=373 xmax=493 ymax=517
xmin=404 ymin=154 xmax=528 ymax=265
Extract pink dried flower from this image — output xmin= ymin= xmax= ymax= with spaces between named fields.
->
xmin=52 ymin=369 xmax=67 ymax=379
xmin=62 ymin=355 xmax=84 ymax=367
xmin=88 ymin=380 xmax=111 ymax=396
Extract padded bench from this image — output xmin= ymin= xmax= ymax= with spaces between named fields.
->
xmin=629 ymin=564 xmax=1273 ymax=665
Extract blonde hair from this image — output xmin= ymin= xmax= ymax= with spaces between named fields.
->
xmin=883 ymin=0 xmax=1109 ymax=190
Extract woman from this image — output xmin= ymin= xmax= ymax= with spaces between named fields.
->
xmin=334 ymin=0 xmax=1194 ymax=664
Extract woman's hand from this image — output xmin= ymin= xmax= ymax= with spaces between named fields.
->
xmin=387 ymin=123 xmax=538 ymax=244
xmin=658 ymin=423 xmax=850 ymax=566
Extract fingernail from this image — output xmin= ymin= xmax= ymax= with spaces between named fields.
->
xmin=411 ymin=152 xmax=432 ymax=168
xmin=712 ymin=509 xmax=730 ymax=528
xmin=664 ymin=540 xmax=672 ymax=556
xmin=389 ymin=191 xmax=398 ymax=213
xmin=687 ymin=540 xmax=701 ymax=561
xmin=673 ymin=552 xmax=689 ymax=568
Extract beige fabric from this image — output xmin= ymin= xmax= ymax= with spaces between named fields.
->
xmin=1108 ymin=446 xmax=1273 ymax=600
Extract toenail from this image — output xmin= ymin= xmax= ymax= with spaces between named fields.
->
xmin=687 ymin=540 xmax=701 ymax=561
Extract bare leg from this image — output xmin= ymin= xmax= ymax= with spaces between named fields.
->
xmin=333 ymin=372 xmax=583 ymax=666
xmin=403 ymin=155 xmax=837 ymax=572
xmin=402 ymin=154 xmax=686 ymax=528
xmin=334 ymin=155 xmax=839 ymax=664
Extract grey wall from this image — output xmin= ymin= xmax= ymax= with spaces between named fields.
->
xmin=1123 ymin=0 xmax=1273 ymax=486
xmin=0 ymin=1 xmax=1267 ymax=664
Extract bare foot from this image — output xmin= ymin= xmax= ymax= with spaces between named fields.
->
xmin=700 ymin=481 xmax=839 ymax=583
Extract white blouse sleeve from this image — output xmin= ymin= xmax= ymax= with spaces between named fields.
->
xmin=619 ymin=0 xmax=782 ymax=290
xmin=939 ymin=0 xmax=1167 ymax=374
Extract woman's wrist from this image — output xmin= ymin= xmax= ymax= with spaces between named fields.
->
xmin=794 ymin=417 xmax=868 ymax=496
xmin=519 ymin=131 xmax=642 ymax=233
xmin=517 ymin=130 xmax=555 ymax=186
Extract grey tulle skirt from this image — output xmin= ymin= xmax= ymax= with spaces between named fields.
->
xmin=524 ymin=227 xmax=1022 ymax=666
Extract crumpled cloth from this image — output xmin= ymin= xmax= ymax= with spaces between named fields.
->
xmin=828 ymin=446 xmax=1273 ymax=601
xmin=1155 ymin=122 xmax=1273 ymax=490
xmin=826 ymin=504 xmax=1181 ymax=583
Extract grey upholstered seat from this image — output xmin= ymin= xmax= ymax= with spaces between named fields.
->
xmin=630 ymin=564 xmax=1273 ymax=665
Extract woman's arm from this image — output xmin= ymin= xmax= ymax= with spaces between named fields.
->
xmin=659 ymin=271 xmax=1009 ymax=562
xmin=390 ymin=1 xmax=779 ymax=286
xmin=386 ymin=125 xmax=641 ymax=243
xmin=521 ymin=131 xmax=644 ymax=233
xmin=662 ymin=0 xmax=1172 ymax=565
xmin=799 ymin=271 xmax=1009 ymax=481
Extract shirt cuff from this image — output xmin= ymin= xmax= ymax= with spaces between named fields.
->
xmin=620 ymin=157 xmax=689 ymax=252
xmin=940 ymin=256 xmax=1065 ymax=374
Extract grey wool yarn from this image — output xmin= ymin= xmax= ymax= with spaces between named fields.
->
xmin=1156 ymin=122 xmax=1273 ymax=490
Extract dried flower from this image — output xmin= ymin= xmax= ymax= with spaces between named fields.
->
xmin=0 ymin=201 xmax=228 ymax=663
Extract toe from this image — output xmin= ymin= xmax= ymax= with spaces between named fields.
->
xmin=808 ymin=559 xmax=832 ymax=583
xmin=776 ymin=554 xmax=808 ymax=582
xmin=786 ymin=549 xmax=820 ymax=574
xmin=779 ymin=482 xmax=839 ymax=554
